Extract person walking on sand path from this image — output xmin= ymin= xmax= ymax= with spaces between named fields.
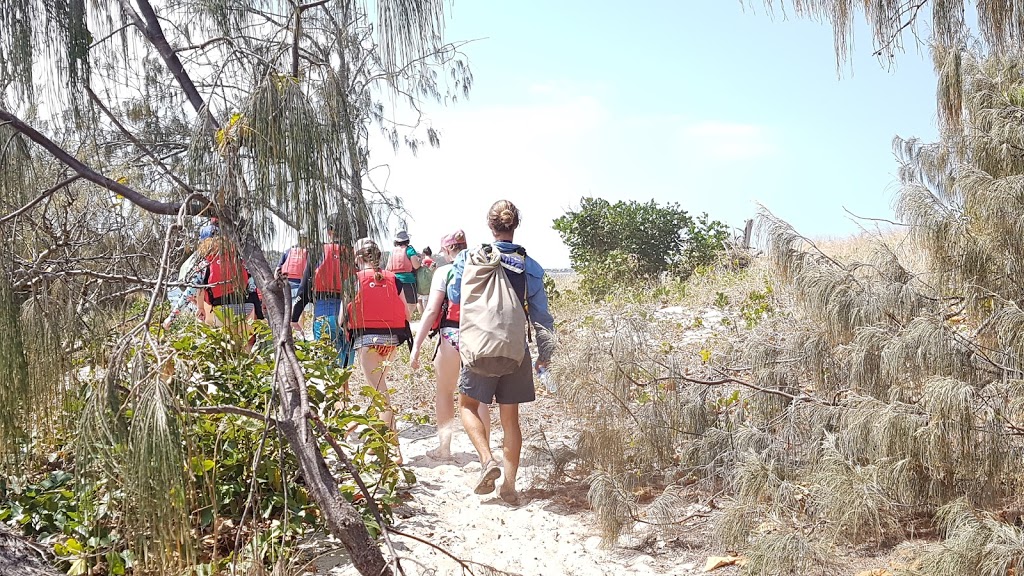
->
xmin=386 ymin=230 xmax=422 ymax=321
xmin=415 ymin=246 xmax=436 ymax=314
xmin=349 ymin=237 xmax=413 ymax=464
xmin=409 ymin=230 xmax=491 ymax=460
xmin=292 ymin=223 xmax=357 ymax=366
xmin=278 ymin=231 xmax=309 ymax=308
xmin=163 ymin=222 xmax=221 ymax=329
xmin=447 ymin=200 xmax=555 ymax=504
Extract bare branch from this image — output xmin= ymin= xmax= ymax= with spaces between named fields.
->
xmin=0 ymin=174 xmax=82 ymax=224
xmin=0 ymin=109 xmax=202 ymax=216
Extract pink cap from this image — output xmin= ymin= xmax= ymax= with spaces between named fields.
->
xmin=443 ymin=229 xmax=466 ymax=248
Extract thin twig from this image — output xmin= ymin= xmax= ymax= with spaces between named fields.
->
xmin=187 ymin=405 xmax=279 ymax=426
xmin=0 ymin=174 xmax=82 ymax=224
xmin=385 ymin=527 xmax=478 ymax=576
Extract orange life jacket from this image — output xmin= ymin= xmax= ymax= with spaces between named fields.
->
xmin=206 ymin=249 xmax=248 ymax=299
xmin=386 ymin=246 xmax=413 ymax=274
xmin=281 ymin=247 xmax=308 ymax=280
xmin=347 ymin=269 xmax=407 ymax=330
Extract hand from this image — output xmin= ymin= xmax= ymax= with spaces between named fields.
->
xmin=409 ymin=347 xmax=421 ymax=370
xmin=162 ymin=317 xmax=173 ymax=330
xmin=534 ymin=360 xmax=549 ymax=373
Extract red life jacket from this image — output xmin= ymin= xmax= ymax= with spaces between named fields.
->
xmin=206 ymin=249 xmax=248 ymax=299
xmin=281 ymin=247 xmax=308 ymax=279
xmin=313 ymin=243 xmax=353 ymax=294
xmin=429 ymin=269 xmax=460 ymax=335
xmin=429 ymin=301 xmax=460 ymax=336
xmin=386 ymin=246 xmax=413 ymax=274
xmin=446 ymin=303 xmax=460 ymax=324
xmin=347 ymin=269 xmax=407 ymax=330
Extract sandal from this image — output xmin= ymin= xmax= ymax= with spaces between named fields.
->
xmin=474 ymin=459 xmax=501 ymax=495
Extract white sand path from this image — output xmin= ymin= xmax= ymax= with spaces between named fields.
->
xmin=326 ymin=397 xmax=704 ymax=576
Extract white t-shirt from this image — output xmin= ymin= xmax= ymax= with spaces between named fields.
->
xmin=430 ymin=264 xmax=453 ymax=294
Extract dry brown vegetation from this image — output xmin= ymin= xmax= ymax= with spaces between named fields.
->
xmin=549 ymin=205 xmax=1024 ymax=575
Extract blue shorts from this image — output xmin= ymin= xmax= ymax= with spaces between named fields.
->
xmin=288 ymin=279 xmax=301 ymax=301
xmin=313 ymin=299 xmax=353 ymax=367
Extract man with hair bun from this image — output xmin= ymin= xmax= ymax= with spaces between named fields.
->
xmin=447 ymin=200 xmax=556 ymax=504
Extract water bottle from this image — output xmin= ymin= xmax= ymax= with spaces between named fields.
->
xmin=537 ymin=366 xmax=557 ymax=394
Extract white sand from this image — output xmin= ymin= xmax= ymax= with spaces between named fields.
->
xmin=323 ymin=398 xmax=703 ymax=576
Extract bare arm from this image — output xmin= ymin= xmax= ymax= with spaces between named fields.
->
xmin=410 ymin=288 xmax=446 ymax=369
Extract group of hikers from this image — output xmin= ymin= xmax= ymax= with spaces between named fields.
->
xmin=163 ymin=200 xmax=555 ymax=504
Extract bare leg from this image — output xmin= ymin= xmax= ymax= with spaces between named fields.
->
xmin=405 ymin=303 xmax=417 ymax=321
xmin=459 ymin=394 xmax=491 ymax=465
xmin=461 ymin=393 xmax=501 ymax=494
xmin=478 ymin=401 xmax=491 ymax=444
xmin=498 ymin=403 xmax=522 ymax=503
xmin=430 ymin=340 xmax=459 ymax=459
xmin=358 ymin=347 xmax=402 ymax=464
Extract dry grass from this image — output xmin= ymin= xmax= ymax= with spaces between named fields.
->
xmin=546 ymin=208 xmax=1024 ymax=575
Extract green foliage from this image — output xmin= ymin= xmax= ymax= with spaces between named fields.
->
xmin=552 ymin=197 xmax=728 ymax=298
xmin=1 ymin=321 xmax=405 ymax=574
xmin=542 ymin=273 xmax=560 ymax=301
xmin=0 ymin=470 xmax=127 ymax=575
xmin=739 ymin=283 xmax=775 ymax=329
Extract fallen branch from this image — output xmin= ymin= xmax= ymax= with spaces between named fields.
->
xmin=385 ymin=527 xmax=484 ymax=576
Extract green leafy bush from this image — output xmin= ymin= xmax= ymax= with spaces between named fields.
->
xmin=0 ymin=320 xmax=406 ymax=574
xmin=553 ymin=197 xmax=728 ymax=298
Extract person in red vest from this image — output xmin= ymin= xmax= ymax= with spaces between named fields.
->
xmin=349 ymin=237 xmax=412 ymax=463
xmin=409 ymin=229 xmax=490 ymax=460
xmin=200 ymin=236 xmax=254 ymax=327
xmin=278 ymin=231 xmax=309 ymax=299
xmin=293 ymin=224 xmax=356 ymax=366
xmin=279 ymin=231 xmax=310 ymax=333
xmin=386 ymin=230 xmax=422 ymax=321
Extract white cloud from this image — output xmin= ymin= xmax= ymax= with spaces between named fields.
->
xmin=680 ymin=121 xmax=776 ymax=161
xmin=368 ymin=93 xmax=606 ymax=268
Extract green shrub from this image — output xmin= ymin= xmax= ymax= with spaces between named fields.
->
xmin=0 ymin=320 xmax=405 ymax=574
xmin=553 ymin=197 xmax=728 ymax=298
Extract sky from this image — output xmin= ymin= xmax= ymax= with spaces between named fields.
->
xmin=369 ymin=1 xmax=941 ymax=268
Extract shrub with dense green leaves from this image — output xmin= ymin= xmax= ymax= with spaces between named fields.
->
xmin=553 ymin=197 xmax=728 ymax=297
xmin=0 ymin=321 xmax=405 ymax=575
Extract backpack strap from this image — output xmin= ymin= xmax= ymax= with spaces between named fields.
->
xmin=524 ymin=254 xmax=533 ymax=344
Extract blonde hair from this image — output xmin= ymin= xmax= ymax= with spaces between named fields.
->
xmin=487 ymin=200 xmax=520 ymax=234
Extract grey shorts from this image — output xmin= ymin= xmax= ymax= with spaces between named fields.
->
xmin=459 ymin=348 xmax=535 ymax=405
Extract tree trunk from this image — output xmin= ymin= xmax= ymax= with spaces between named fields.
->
xmin=742 ymin=218 xmax=754 ymax=250
xmin=237 ymin=234 xmax=392 ymax=576
xmin=0 ymin=524 xmax=62 ymax=576
xmin=112 ymin=3 xmax=392 ymax=572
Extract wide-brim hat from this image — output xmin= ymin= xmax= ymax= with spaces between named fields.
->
xmin=393 ymin=230 xmax=410 ymax=243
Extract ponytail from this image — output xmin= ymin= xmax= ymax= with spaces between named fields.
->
xmin=354 ymin=237 xmax=384 ymax=281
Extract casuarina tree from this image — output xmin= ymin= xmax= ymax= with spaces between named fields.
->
xmin=0 ymin=0 xmax=471 ymax=573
